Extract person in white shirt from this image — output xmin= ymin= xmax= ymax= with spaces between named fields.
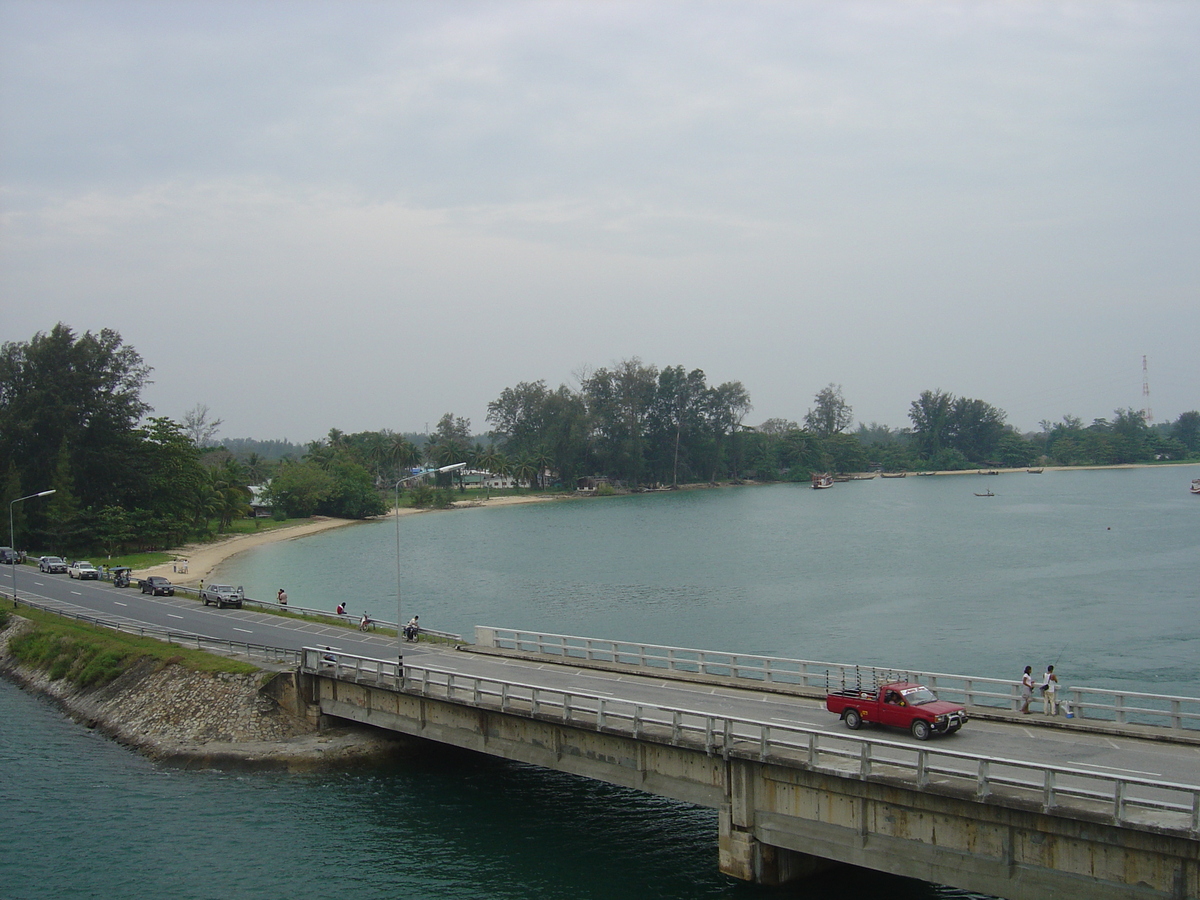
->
xmin=1041 ymin=665 xmax=1059 ymax=715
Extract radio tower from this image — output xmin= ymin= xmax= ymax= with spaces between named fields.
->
xmin=1142 ymin=355 xmax=1153 ymax=424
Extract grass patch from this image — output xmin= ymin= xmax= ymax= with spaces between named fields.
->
xmin=3 ymin=605 xmax=259 ymax=686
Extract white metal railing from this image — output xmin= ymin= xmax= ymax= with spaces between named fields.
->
xmin=475 ymin=627 xmax=1200 ymax=733
xmin=301 ymin=648 xmax=1200 ymax=837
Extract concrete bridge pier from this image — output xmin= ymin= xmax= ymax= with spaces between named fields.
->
xmin=720 ymin=760 xmax=837 ymax=885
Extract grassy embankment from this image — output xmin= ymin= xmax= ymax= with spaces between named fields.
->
xmin=0 ymin=605 xmax=258 ymax=688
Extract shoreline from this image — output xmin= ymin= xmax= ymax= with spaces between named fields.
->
xmin=136 ymin=492 xmax=566 ymax=583
xmin=142 ymin=461 xmax=1199 ymax=583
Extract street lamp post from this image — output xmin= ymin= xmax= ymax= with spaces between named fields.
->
xmin=9 ymin=489 xmax=55 ymax=604
xmin=394 ymin=462 xmax=465 ymax=663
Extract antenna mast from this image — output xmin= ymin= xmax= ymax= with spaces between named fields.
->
xmin=1141 ymin=355 xmax=1153 ymax=424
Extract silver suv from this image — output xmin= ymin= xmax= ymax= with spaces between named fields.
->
xmin=200 ymin=583 xmax=244 ymax=609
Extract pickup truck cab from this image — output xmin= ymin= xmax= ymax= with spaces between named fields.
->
xmin=200 ymin=583 xmax=243 ymax=609
xmin=68 ymin=560 xmax=100 ymax=580
xmin=826 ymin=681 xmax=967 ymax=740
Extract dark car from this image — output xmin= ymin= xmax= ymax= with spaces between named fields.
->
xmin=0 ymin=547 xmax=18 ymax=564
xmin=139 ymin=576 xmax=175 ymax=596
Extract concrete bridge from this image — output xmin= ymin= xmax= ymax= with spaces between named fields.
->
xmin=294 ymin=633 xmax=1200 ymax=900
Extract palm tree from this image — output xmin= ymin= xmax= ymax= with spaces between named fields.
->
xmin=532 ymin=446 xmax=554 ymax=490
xmin=512 ymin=453 xmax=539 ymax=490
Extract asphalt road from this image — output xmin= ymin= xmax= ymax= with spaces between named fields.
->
xmin=5 ymin=563 xmax=1199 ymax=795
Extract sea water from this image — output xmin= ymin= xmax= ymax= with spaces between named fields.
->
xmin=3 ymin=464 xmax=1197 ymax=899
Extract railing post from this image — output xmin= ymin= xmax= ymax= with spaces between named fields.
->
xmin=807 ymin=733 xmax=816 ymax=767
xmin=671 ymin=710 xmax=681 ymax=743
xmin=917 ymin=749 xmax=928 ymax=788
xmin=1115 ymin=693 xmax=1127 ymax=725
xmin=976 ymin=759 xmax=991 ymax=799
xmin=859 ymin=741 xmax=872 ymax=778
xmin=1114 ymin=780 xmax=1126 ymax=822
xmin=759 ymin=724 xmax=769 ymax=759
xmin=563 ymin=693 xmax=572 ymax=724
xmin=722 ymin=718 xmax=732 ymax=760
xmin=1042 ymin=769 xmax=1056 ymax=811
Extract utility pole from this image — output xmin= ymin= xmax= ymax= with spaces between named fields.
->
xmin=1142 ymin=355 xmax=1153 ymax=424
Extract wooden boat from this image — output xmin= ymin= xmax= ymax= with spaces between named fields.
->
xmin=979 ymin=470 xmax=999 ymax=476
xmin=848 ymin=474 xmax=877 ymax=480
xmin=974 ymin=490 xmax=995 ymax=497
xmin=917 ymin=471 xmax=936 ymax=476
xmin=1191 ymin=479 xmax=1200 ymax=495
xmin=811 ymin=473 xmax=834 ymax=489
xmin=880 ymin=472 xmax=907 ymax=478
xmin=1027 ymin=468 xmax=1044 ymax=474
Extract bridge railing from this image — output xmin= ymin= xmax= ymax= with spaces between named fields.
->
xmin=475 ymin=627 xmax=1200 ymax=733
xmin=301 ymin=648 xmax=1200 ymax=837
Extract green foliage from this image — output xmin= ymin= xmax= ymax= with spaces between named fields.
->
xmin=7 ymin=606 xmax=259 ymax=678
xmin=9 ymin=630 xmax=131 ymax=687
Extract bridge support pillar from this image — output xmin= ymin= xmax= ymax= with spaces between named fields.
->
xmin=719 ymin=804 xmax=835 ymax=885
xmin=720 ymin=759 xmax=837 ymax=885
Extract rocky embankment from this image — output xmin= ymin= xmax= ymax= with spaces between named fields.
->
xmin=0 ymin=615 xmax=406 ymax=770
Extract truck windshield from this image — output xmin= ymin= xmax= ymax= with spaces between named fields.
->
xmin=902 ymin=687 xmax=938 ymax=705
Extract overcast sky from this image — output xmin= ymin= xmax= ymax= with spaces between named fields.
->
xmin=2 ymin=1 xmax=1197 ymax=443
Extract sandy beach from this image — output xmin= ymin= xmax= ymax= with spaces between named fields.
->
xmin=136 ymin=493 xmax=564 ymax=583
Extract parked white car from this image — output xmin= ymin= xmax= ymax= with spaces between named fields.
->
xmin=68 ymin=560 xmax=99 ymax=580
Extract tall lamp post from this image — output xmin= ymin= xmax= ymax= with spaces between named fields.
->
xmin=394 ymin=462 xmax=465 ymax=662
xmin=9 ymin=489 xmax=55 ymax=604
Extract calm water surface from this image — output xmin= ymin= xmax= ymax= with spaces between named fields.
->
xmin=4 ymin=465 xmax=1197 ymax=899
xmin=222 ymin=464 xmax=1199 ymax=694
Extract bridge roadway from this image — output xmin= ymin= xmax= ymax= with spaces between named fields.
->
xmin=6 ymin=564 xmax=1199 ymax=788
xmin=6 ymin=566 xmax=1200 ymax=896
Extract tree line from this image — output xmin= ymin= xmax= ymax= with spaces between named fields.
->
xmin=2 ymin=325 xmax=1197 ymax=557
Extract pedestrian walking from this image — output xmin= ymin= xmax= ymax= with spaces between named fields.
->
xmin=1019 ymin=665 xmax=1034 ymax=714
xmin=1041 ymin=665 xmax=1059 ymax=716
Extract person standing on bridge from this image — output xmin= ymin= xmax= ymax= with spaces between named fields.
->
xmin=277 ymin=588 xmax=287 ymax=606
xmin=1041 ymin=664 xmax=1059 ymax=716
xmin=1020 ymin=665 xmax=1035 ymax=714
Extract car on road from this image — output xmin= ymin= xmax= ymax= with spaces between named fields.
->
xmin=138 ymin=576 xmax=175 ymax=596
xmin=38 ymin=556 xmax=67 ymax=573
xmin=826 ymin=681 xmax=967 ymax=740
xmin=0 ymin=547 xmax=18 ymax=564
xmin=200 ymin=583 xmax=243 ymax=609
xmin=67 ymin=560 xmax=100 ymax=580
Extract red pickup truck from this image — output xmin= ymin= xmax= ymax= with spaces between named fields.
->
xmin=826 ymin=681 xmax=967 ymax=740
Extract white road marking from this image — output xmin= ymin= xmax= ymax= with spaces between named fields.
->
xmin=71 ymin=591 xmax=81 ymax=596
xmin=169 ymin=614 xmax=184 ymax=619
xmin=114 ymin=602 xmax=127 ymax=607
xmin=234 ymin=627 xmax=253 ymax=634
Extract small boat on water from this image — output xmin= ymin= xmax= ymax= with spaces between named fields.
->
xmin=1191 ymin=479 xmax=1200 ymax=495
xmin=979 ymin=470 xmax=999 ymax=476
xmin=917 ymin=471 xmax=937 ymax=476
xmin=975 ymin=490 xmax=995 ymax=497
xmin=811 ymin=473 xmax=834 ymax=489
xmin=880 ymin=472 xmax=907 ymax=478
xmin=1027 ymin=468 xmax=1044 ymax=474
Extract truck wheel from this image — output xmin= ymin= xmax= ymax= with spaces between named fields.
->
xmin=844 ymin=709 xmax=862 ymax=730
xmin=911 ymin=719 xmax=931 ymax=741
